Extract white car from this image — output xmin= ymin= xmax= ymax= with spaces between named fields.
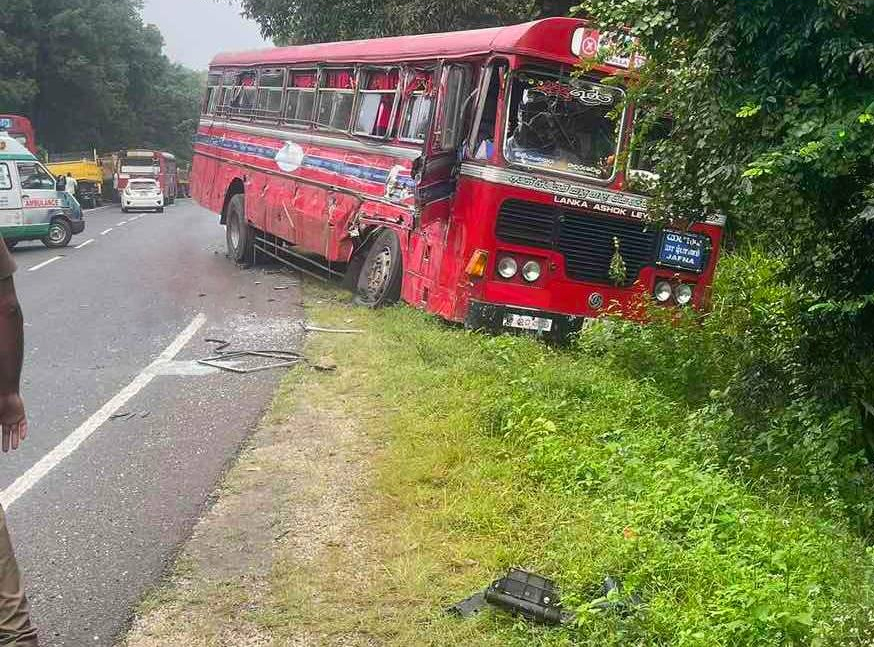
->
xmin=122 ymin=179 xmax=164 ymax=213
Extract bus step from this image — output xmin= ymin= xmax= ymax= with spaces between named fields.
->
xmin=254 ymin=236 xmax=345 ymax=282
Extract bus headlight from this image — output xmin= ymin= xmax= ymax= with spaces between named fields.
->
xmin=497 ymin=257 xmax=518 ymax=279
xmin=654 ymin=281 xmax=673 ymax=303
xmin=675 ymin=283 xmax=694 ymax=305
xmin=521 ymin=261 xmax=541 ymax=282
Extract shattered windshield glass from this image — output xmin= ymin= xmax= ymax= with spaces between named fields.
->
xmin=504 ymin=70 xmax=624 ymax=180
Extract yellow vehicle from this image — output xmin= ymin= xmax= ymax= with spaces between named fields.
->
xmin=46 ymin=150 xmax=107 ymax=209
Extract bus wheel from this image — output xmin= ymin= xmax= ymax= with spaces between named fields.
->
xmin=4 ymin=240 xmax=18 ymax=250
xmin=226 ymin=193 xmax=256 ymax=263
xmin=354 ymin=229 xmax=403 ymax=308
xmin=42 ymin=219 xmax=73 ymax=248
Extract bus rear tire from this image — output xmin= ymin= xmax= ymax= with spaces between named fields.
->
xmin=226 ymin=193 xmax=256 ymax=264
xmin=353 ymin=229 xmax=403 ymax=308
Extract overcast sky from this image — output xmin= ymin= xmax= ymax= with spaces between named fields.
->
xmin=141 ymin=0 xmax=270 ymax=70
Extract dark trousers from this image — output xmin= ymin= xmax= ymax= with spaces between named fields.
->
xmin=0 ymin=507 xmax=37 ymax=646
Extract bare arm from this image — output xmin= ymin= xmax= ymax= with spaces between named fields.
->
xmin=0 ymin=276 xmax=27 ymax=452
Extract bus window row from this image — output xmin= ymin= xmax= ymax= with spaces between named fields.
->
xmin=202 ymin=65 xmax=471 ymax=149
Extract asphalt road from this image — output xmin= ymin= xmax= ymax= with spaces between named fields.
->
xmin=4 ymin=200 xmax=305 ymax=646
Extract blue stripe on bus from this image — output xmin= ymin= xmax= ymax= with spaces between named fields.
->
xmin=194 ymin=134 xmax=415 ymax=188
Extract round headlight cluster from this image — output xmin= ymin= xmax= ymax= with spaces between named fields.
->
xmin=521 ymin=261 xmax=541 ymax=282
xmin=497 ymin=257 xmax=543 ymax=282
xmin=654 ymin=281 xmax=695 ymax=305
xmin=675 ymin=283 xmax=693 ymax=305
xmin=654 ymin=281 xmax=673 ymax=303
xmin=497 ymin=257 xmax=518 ymax=279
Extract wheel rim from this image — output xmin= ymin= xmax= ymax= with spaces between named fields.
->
xmin=229 ymin=215 xmax=241 ymax=249
xmin=48 ymin=224 xmax=66 ymax=244
xmin=363 ymin=246 xmax=393 ymax=302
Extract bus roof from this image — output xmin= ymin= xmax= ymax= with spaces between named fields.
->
xmin=211 ymin=17 xmax=590 ymax=68
xmin=0 ymin=132 xmax=37 ymax=161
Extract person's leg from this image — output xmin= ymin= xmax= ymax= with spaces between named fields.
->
xmin=0 ymin=507 xmax=37 ymax=646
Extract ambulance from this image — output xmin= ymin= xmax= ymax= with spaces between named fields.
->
xmin=0 ymin=132 xmax=85 ymax=249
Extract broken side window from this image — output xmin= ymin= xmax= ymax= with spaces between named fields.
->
xmin=353 ymin=68 xmax=400 ymax=138
xmin=316 ymin=68 xmax=356 ymax=132
xmin=203 ymin=72 xmax=222 ymax=115
xmin=284 ymin=70 xmax=317 ymax=127
xmin=440 ymin=65 xmax=471 ymax=150
xmin=398 ymin=68 xmax=435 ymax=143
xmin=256 ymin=69 xmax=286 ymax=117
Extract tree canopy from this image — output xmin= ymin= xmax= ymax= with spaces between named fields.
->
xmin=0 ymin=0 xmax=202 ymax=161
xmin=238 ymin=0 xmax=573 ymax=44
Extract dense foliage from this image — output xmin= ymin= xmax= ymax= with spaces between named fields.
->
xmin=238 ymin=0 xmax=573 ymax=44
xmin=579 ymin=0 xmax=874 ymax=412
xmin=0 ymin=0 xmax=202 ymax=160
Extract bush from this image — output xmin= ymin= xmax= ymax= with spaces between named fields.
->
xmin=580 ymin=249 xmax=874 ymax=533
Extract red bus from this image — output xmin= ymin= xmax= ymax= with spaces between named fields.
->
xmin=0 ymin=115 xmax=37 ymax=156
xmin=192 ymin=18 xmax=724 ymax=338
xmin=114 ymin=150 xmax=178 ymax=203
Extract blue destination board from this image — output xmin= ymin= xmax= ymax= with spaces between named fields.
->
xmin=0 ymin=119 xmax=12 ymax=130
xmin=657 ymin=231 xmax=707 ymax=272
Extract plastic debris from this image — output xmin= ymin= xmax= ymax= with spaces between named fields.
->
xmin=447 ymin=568 xmax=572 ymax=626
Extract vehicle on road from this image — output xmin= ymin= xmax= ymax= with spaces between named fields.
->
xmin=0 ymin=133 xmax=85 ymax=248
xmin=192 ymin=18 xmax=724 ymax=338
xmin=0 ymin=115 xmax=38 ymax=156
xmin=46 ymin=151 xmax=106 ymax=209
xmin=114 ymin=150 xmax=178 ymax=205
xmin=121 ymin=178 xmax=165 ymax=213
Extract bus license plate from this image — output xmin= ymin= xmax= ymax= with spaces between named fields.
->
xmin=503 ymin=313 xmax=553 ymax=332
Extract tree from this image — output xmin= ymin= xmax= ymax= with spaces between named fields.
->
xmin=577 ymin=0 xmax=874 ymax=404
xmin=0 ymin=0 xmax=202 ymax=161
xmin=237 ymin=0 xmax=574 ymax=44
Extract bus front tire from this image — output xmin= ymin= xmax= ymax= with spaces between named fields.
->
xmin=226 ymin=193 xmax=256 ymax=263
xmin=42 ymin=218 xmax=73 ymax=249
xmin=353 ymin=229 xmax=403 ymax=308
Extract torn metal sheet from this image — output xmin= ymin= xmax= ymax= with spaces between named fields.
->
xmin=198 ymin=350 xmax=303 ymax=374
xmin=302 ymin=324 xmax=365 ymax=334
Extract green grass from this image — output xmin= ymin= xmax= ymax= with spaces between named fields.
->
xmin=263 ymin=281 xmax=874 ymax=646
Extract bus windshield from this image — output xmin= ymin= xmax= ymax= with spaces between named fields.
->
xmin=504 ymin=70 xmax=624 ymax=181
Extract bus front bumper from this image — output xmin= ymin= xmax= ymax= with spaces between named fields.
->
xmin=464 ymin=300 xmax=593 ymax=341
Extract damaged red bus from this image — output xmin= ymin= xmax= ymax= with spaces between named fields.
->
xmin=192 ymin=17 xmax=724 ymax=338
xmin=0 ymin=115 xmax=37 ymax=156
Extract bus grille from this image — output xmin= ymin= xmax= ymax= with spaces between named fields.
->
xmin=495 ymin=199 xmax=658 ymax=286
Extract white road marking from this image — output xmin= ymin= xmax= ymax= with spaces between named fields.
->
xmin=100 ymin=228 xmax=113 ymax=235
xmin=83 ymin=205 xmax=115 ymax=214
xmin=0 ymin=313 xmax=208 ymax=510
xmin=117 ymin=221 xmax=127 ymax=226
xmin=75 ymin=238 xmax=95 ymax=249
xmin=27 ymin=256 xmax=63 ymax=272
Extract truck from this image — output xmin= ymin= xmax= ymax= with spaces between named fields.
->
xmin=45 ymin=150 xmax=106 ymax=209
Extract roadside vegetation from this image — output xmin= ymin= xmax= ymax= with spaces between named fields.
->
xmin=289 ymin=272 xmax=874 ymax=646
xmin=126 ymin=271 xmax=874 ymax=646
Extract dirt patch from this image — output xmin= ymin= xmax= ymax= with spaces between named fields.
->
xmin=120 ymin=385 xmax=377 ymax=647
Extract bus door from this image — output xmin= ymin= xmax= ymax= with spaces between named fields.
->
xmin=407 ymin=64 xmax=474 ymax=305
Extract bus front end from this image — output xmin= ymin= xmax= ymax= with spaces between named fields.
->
xmin=450 ymin=65 xmax=724 ymax=339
